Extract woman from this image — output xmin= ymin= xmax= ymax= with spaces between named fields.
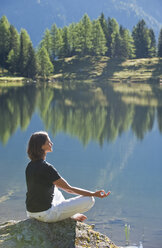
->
xmin=26 ymin=131 xmax=110 ymax=223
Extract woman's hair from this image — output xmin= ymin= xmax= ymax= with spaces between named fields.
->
xmin=27 ymin=131 xmax=49 ymax=161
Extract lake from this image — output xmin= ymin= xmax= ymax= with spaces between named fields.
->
xmin=0 ymin=81 xmax=162 ymax=248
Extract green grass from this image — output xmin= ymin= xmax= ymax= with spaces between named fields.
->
xmin=53 ymin=56 xmax=162 ymax=83
xmin=1 ymin=56 xmax=162 ymax=84
xmin=0 ymin=67 xmax=26 ymax=84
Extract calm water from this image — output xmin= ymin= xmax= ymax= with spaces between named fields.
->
xmin=0 ymin=81 xmax=162 ymax=248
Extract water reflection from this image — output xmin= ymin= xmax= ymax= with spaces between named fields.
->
xmin=0 ymin=81 xmax=162 ymax=248
xmin=1 ymin=81 xmax=162 ymax=145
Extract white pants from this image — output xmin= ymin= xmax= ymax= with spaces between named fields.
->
xmin=27 ymin=187 xmax=95 ymax=223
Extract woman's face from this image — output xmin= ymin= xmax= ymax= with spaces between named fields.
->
xmin=41 ymin=136 xmax=53 ymax=153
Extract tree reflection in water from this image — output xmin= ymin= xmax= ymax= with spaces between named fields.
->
xmin=1 ymin=81 xmax=162 ymax=145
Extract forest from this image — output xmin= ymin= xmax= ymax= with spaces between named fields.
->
xmin=0 ymin=13 xmax=162 ymax=78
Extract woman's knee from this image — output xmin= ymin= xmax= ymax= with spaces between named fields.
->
xmin=86 ymin=196 xmax=95 ymax=209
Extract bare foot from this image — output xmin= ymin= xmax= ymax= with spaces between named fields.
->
xmin=71 ymin=213 xmax=87 ymax=222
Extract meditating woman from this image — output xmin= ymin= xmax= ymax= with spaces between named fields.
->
xmin=25 ymin=131 xmax=111 ymax=222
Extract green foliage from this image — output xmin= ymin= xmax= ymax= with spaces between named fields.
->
xmin=112 ymin=33 xmax=123 ymax=58
xmin=0 ymin=13 xmax=160 ymax=78
xmin=0 ymin=16 xmax=11 ymax=69
xmin=40 ymin=29 xmax=52 ymax=59
xmin=119 ymin=26 xmax=135 ymax=59
xmin=107 ymin=18 xmax=119 ymax=58
xmin=37 ymin=46 xmax=54 ymax=77
xmin=149 ymin=29 xmax=156 ymax=57
xmin=72 ymin=22 xmax=84 ymax=54
xmin=98 ymin=13 xmax=108 ymax=39
xmin=132 ymin=19 xmax=152 ymax=58
xmin=17 ymin=29 xmax=32 ymax=76
xmin=158 ymin=28 xmax=162 ymax=57
xmin=79 ymin=14 xmax=93 ymax=55
xmin=7 ymin=49 xmax=16 ymax=73
xmin=68 ymin=23 xmax=78 ymax=55
xmin=9 ymin=25 xmax=20 ymax=55
xmin=7 ymin=25 xmax=20 ymax=73
xmin=91 ymin=20 xmax=107 ymax=56
xmin=25 ymin=43 xmax=38 ymax=78
xmin=51 ymin=24 xmax=63 ymax=59
xmin=61 ymin=26 xmax=71 ymax=57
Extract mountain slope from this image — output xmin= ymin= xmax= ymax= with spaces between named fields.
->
xmin=0 ymin=0 xmax=162 ymax=46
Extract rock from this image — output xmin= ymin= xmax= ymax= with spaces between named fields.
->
xmin=0 ymin=218 xmax=119 ymax=248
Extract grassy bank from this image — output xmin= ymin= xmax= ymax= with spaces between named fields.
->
xmin=0 ymin=68 xmax=27 ymax=85
xmin=1 ymin=56 xmax=162 ymax=84
xmin=53 ymin=56 xmax=162 ymax=83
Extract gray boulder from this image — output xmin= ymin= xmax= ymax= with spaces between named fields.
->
xmin=0 ymin=218 xmax=118 ymax=248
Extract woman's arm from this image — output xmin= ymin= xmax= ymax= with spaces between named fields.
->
xmin=54 ymin=177 xmax=110 ymax=198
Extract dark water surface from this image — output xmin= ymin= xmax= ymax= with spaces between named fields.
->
xmin=0 ymin=81 xmax=162 ymax=248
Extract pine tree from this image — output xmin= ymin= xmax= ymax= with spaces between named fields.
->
xmin=98 ymin=13 xmax=108 ymax=39
xmin=0 ymin=16 xmax=10 ymax=70
xmin=37 ymin=46 xmax=53 ymax=77
xmin=119 ymin=26 xmax=135 ymax=59
xmin=158 ymin=28 xmax=162 ymax=57
xmin=73 ymin=22 xmax=84 ymax=55
xmin=25 ymin=43 xmax=38 ymax=78
xmin=132 ymin=19 xmax=151 ymax=58
xmin=149 ymin=29 xmax=156 ymax=57
xmin=51 ymin=24 xmax=63 ymax=60
xmin=112 ymin=33 xmax=123 ymax=58
xmin=68 ymin=23 xmax=78 ymax=55
xmin=7 ymin=25 xmax=20 ymax=73
xmin=7 ymin=49 xmax=16 ymax=73
xmin=9 ymin=25 xmax=20 ymax=54
xmin=80 ymin=14 xmax=93 ymax=55
xmin=17 ymin=29 xmax=32 ymax=76
xmin=91 ymin=20 xmax=107 ymax=56
xmin=61 ymin=26 xmax=70 ymax=57
xmin=107 ymin=18 xmax=119 ymax=58
xmin=40 ymin=29 xmax=52 ymax=59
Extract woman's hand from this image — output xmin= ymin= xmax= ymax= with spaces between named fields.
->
xmin=93 ymin=190 xmax=111 ymax=198
xmin=54 ymin=178 xmax=111 ymax=198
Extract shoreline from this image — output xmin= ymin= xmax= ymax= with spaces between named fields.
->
xmin=0 ymin=56 xmax=162 ymax=84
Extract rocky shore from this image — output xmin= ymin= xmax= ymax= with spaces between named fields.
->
xmin=0 ymin=218 xmax=119 ymax=248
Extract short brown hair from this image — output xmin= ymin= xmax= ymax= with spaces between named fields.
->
xmin=27 ymin=131 xmax=49 ymax=161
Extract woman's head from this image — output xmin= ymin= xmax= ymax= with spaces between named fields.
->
xmin=27 ymin=131 xmax=53 ymax=161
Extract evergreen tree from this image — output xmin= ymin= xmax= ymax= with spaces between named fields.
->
xmin=61 ymin=26 xmax=71 ymax=57
xmin=0 ymin=16 xmax=10 ymax=69
xmin=119 ymin=26 xmax=135 ymax=59
xmin=112 ymin=33 xmax=123 ymax=58
xmin=80 ymin=14 xmax=93 ymax=55
xmin=40 ymin=29 xmax=52 ymax=59
xmin=7 ymin=49 xmax=17 ymax=73
xmin=68 ymin=23 xmax=78 ymax=55
xmin=91 ymin=20 xmax=107 ymax=56
xmin=73 ymin=22 xmax=84 ymax=55
xmin=7 ymin=25 xmax=20 ymax=73
xmin=9 ymin=25 xmax=20 ymax=54
xmin=132 ymin=19 xmax=151 ymax=58
xmin=158 ymin=28 xmax=162 ymax=57
xmin=98 ymin=13 xmax=108 ymax=39
xmin=17 ymin=29 xmax=32 ymax=76
xmin=149 ymin=28 xmax=156 ymax=57
xmin=25 ymin=43 xmax=38 ymax=78
xmin=107 ymin=18 xmax=119 ymax=58
xmin=37 ymin=46 xmax=53 ymax=77
xmin=51 ymin=24 xmax=63 ymax=60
